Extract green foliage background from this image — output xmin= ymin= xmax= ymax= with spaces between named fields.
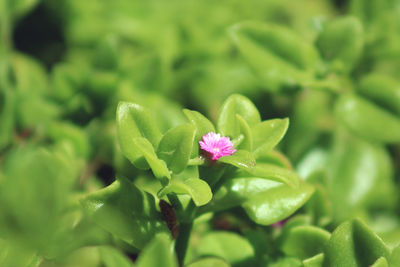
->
xmin=0 ymin=0 xmax=400 ymax=266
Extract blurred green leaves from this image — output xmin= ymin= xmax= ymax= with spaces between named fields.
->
xmin=230 ymin=21 xmax=319 ymax=90
xmin=316 ymin=16 xmax=363 ymax=74
xmin=0 ymin=0 xmax=399 ymax=266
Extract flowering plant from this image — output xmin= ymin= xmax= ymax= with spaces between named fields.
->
xmin=80 ymin=94 xmax=311 ymax=265
xmin=0 ymin=0 xmax=400 ymax=266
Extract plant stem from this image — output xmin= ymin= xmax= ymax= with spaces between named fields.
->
xmin=175 ymin=221 xmax=193 ymax=266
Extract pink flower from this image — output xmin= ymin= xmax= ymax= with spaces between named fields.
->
xmin=199 ymin=132 xmax=236 ymax=161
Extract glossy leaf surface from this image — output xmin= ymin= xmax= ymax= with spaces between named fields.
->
xmin=158 ymin=178 xmax=212 ymax=206
xmin=157 ymin=124 xmax=196 ymax=174
xmin=252 ymin=118 xmax=289 ymax=157
xmin=81 ymin=178 xmax=168 ymax=249
xmin=136 ymin=233 xmax=178 ymax=267
xmin=116 ymin=101 xmax=162 ymax=168
xmin=217 ymin=94 xmax=260 ymax=138
xmin=196 ymin=232 xmax=254 ymax=265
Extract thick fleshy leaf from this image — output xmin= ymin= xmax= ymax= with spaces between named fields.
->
xmin=47 ymin=121 xmax=90 ymax=159
xmin=12 ymin=53 xmax=48 ymax=94
xmin=237 ymin=162 xmax=300 ymax=187
xmin=136 ymin=233 xmax=178 ymax=267
xmin=204 ymin=178 xmax=281 ymax=213
xmin=270 ymin=257 xmax=302 ymax=267
xmin=256 ymin=149 xmax=293 ymax=169
xmin=218 ymin=150 xmax=256 ymax=170
xmin=157 ymin=124 xmax=196 ymax=174
xmin=303 ymin=253 xmax=324 ymax=267
xmin=358 ymin=74 xmax=400 ymax=116
xmin=183 ymin=109 xmax=215 ymax=141
xmin=158 ymin=178 xmax=212 ymax=206
xmin=252 ymin=118 xmax=289 ymax=157
xmin=280 ymin=225 xmax=330 ymax=259
xmin=196 ymin=232 xmax=254 ymax=265
xmin=204 ymin=175 xmax=312 ymax=219
xmin=323 ymin=219 xmax=390 ymax=267
xmin=81 ymin=178 xmax=168 ymax=249
xmin=242 ymin=181 xmax=314 ymax=225
xmin=99 ymin=246 xmax=134 ymax=267
xmin=230 ymin=21 xmax=318 ymax=90
xmin=217 ymin=94 xmax=260 ymax=138
xmin=389 ymin=244 xmax=400 ymax=266
xmin=316 ymin=16 xmax=363 ymax=73
xmin=370 ymin=257 xmax=388 ymax=267
xmin=328 ymin=129 xmax=395 ymax=222
xmin=185 ymin=257 xmax=230 ymax=267
xmin=0 ymin=241 xmax=39 ymax=267
xmin=335 ymin=94 xmax=400 ymax=143
xmin=236 ymin=114 xmax=252 ymax=151
xmin=116 ymin=101 xmax=162 ymax=169
xmin=133 ymin=138 xmax=171 ymax=180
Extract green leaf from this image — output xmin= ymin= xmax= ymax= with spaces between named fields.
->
xmin=303 ymin=253 xmax=324 ymax=267
xmin=269 ymin=257 xmax=302 ymax=267
xmin=205 ymin=178 xmax=281 ymax=213
xmin=99 ymin=246 xmax=134 ymax=267
xmin=158 ymin=178 xmax=212 ymax=206
xmin=236 ymin=163 xmax=300 ymax=187
xmin=11 ymin=53 xmax=48 ymax=94
xmin=335 ymin=94 xmax=400 ymax=143
xmin=218 ymin=150 xmax=256 ymax=170
xmin=323 ymin=221 xmax=358 ymax=267
xmin=183 ymin=109 xmax=215 ymax=141
xmin=323 ymin=219 xmax=390 ymax=267
xmin=205 ymin=177 xmax=313 ymax=224
xmin=217 ymin=94 xmax=260 ymax=138
xmin=81 ymin=178 xmax=168 ymax=249
xmin=252 ymin=118 xmax=289 ymax=157
xmin=116 ymin=101 xmax=162 ymax=169
xmin=370 ymin=257 xmax=388 ymax=267
xmin=136 ymin=233 xmax=178 ymax=267
xmin=51 ymin=63 xmax=86 ymax=101
xmin=47 ymin=121 xmax=90 ymax=159
xmin=196 ymin=232 xmax=254 ymax=265
xmin=316 ymin=16 xmax=363 ymax=73
xmin=280 ymin=225 xmax=330 ymax=259
xmin=352 ymin=219 xmax=391 ymax=265
xmin=242 ymin=181 xmax=314 ymax=225
xmin=389 ymin=244 xmax=400 ymax=267
xmin=230 ymin=21 xmax=318 ymax=90
xmin=17 ymin=95 xmax=60 ymax=129
xmin=236 ymin=114 xmax=252 ymax=151
xmin=0 ymin=146 xmax=80 ymax=255
xmin=0 ymin=241 xmax=39 ymax=267
xmin=157 ymin=124 xmax=196 ymax=174
xmin=328 ymin=129 xmax=395 ymax=222
xmin=185 ymin=257 xmax=230 ymax=267
xmin=133 ymin=138 xmax=171 ymax=180
xmin=256 ymin=150 xmax=293 ymax=170
xmin=358 ymin=74 xmax=400 ymax=116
